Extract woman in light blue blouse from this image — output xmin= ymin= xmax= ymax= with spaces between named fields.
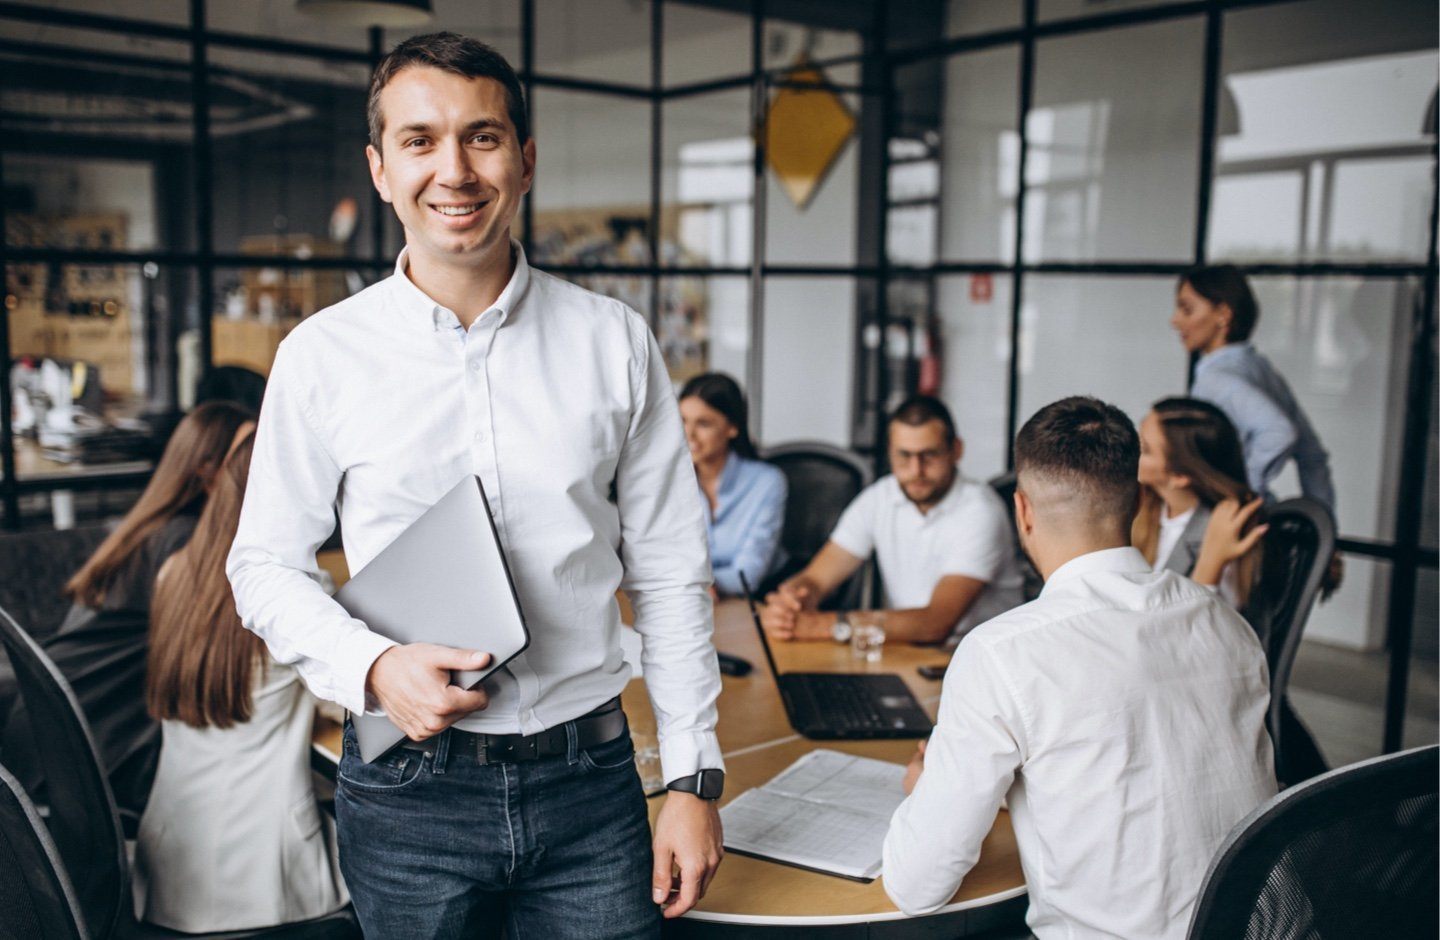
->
xmin=679 ymin=373 xmax=788 ymax=598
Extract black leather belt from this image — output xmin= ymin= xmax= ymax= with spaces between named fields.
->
xmin=400 ymin=697 xmax=627 ymax=765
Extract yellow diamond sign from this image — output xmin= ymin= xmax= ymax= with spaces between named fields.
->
xmin=765 ymin=57 xmax=856 ymax=210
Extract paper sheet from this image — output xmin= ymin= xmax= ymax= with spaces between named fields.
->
xmin=720 ymin=749 xmax=908 ymax=881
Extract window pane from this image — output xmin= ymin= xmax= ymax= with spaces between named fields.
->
xmin=1211 ymin=0 xmax=1437 ymax=263
xmin=0 ymin=22 xmax=194 ymax=253
xmin=947 ymin=0 xmax=1020 ymax=38
xmin=657 ymin=274 xmax=749 ymax=387
xmin=1040 ymin=0 xmax=1185 ymax=23
xmin=663 ymin=3 xmax=752 ymax=88
xmin=936 ymin=275 xmax=1012 ymax=481
xmin=534 ymin=0 xmax=650 ymax=86
xmin=894 ymin=45 xmax=1020 ymax=264
xmin=761 ymin=277 xmax=856 ymax=447
xmin=1247 ymin=276 xmax=1415 ymax=542
xmin=1017 ymin=275 xmax=1185 ymax=426
xmin=17 ymin=0 xmax=188 ymax=27
xmin=386 ymin=0 xmax=522 ymax=66
xmin=662 ymin=88 xmax=753 ymax=268
xmin=1028 ymin=17 xmax=1204 ymax=262
xmin=6 ymin=261 xmax=191 ymax=476
xmin=209 ymin=2 xmax=369 ymax=51
xmin=208 ymin=49 xmax=381 ymax=261
xmin=529 ymin=89 xmax=651 ymax=266
xmin=762 ymin=20 xmax=859 ymax=74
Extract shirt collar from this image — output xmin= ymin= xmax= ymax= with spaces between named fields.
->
xmin=1196 ymin=341 xmax=1251 ymax=374
xmin=389 ymin=240 xmax=532 ymax=333
xmin=1041 ymin=546 xmax=1151 ymax=597
xmin=885 ymin=469 xmax=967 ymax=518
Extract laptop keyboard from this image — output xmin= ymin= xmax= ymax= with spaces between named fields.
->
xmin=801 ymin=676 xmax=886 ymax=731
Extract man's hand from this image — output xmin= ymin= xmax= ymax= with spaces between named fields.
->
xmin=652 ymin=792 xmax=724 ymax=919
xmin=759 ymin=583 xmax=807 ymax=638
xmin=903 ymin=739 xmax=927 ymax=795
xmin=365 ymin=643 xmax=492 ymax=741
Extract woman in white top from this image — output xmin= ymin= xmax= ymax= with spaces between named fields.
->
xmin=1134 ymin=397 xmax=1267 ymax=612
xmin=137 ymin=426 xmax=347 ymax=933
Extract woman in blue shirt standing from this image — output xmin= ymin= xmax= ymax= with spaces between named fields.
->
xmin=679 ymin=373 xmax=788 ymax=597
xmin=1171 ymin=264 xmax=1337 ymax=516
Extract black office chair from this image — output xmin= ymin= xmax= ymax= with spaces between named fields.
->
xmin=0 ymin=606 xmax=361 ymax=940
xmin=1243 ymin=497 xmax=1335 ymax=787
xmin=0 ymin=762 xmax=87 ymax=940
xmin=1187 ymin=744 xmax=1439 ymax=940
xmin=759 ymin=441 xmax=874 ymax=609
xmin=0 ymin=524 xmax=109 ymax=645
xmin=985 ymin=471 xmax=1042 ymax=602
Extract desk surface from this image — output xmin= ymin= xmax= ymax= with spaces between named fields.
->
xmin=6 ymin=436 xmax=152 ymax=483
xmin=313 ymin=598 xmax=1026 ymax=929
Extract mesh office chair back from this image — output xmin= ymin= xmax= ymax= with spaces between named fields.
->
xmin=0 ymin=525 xmax=108 ymax=644
xmin=1243 ymin=498 xmax=1335 ymax=785
xmin=760 ymin=442 xmax=873 ymax=608
xmin=1187 ymin=744 xmax=1439 ymax=940
xmin=0 ymin=605 xmax=126 ymax=940
xmin=0 ymin=763 xmax=87 ymax=940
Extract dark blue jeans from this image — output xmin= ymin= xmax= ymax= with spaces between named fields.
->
xmin=335 ymin=719 xmax=660 ymax=939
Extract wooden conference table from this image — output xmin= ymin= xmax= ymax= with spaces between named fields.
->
xmin=313 ymin=595 xmax=1028 ymax=937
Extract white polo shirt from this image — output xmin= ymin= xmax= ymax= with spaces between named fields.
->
xmin=829 ymin=473 xmax=1025 ymax=642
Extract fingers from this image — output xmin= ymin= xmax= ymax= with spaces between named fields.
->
xmin=665 ymin=858 xmax=704 ymax=919
xmin=651 ymin=844 xmax=675 ymax=907
xmin=1236 ymin=523 xmax=1269 ymax=554
xmin=1234 ymin=497 xmax=1264 ymax=526
xmin=427 ymin=646 xmax=492 ymax=672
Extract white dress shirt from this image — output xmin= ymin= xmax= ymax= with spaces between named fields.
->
xmin=829 ymin=474 xmax=1025 ymax=642
xmin=882 ymin=547 xmax=1275 ymax=938
xmin=226 ymin=244 xmax=722 ymax=781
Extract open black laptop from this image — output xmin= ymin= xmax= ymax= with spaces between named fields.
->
xmin=738 ymin=574 xmax=932 ymax=740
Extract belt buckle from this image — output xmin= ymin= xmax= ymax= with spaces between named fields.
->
xmin=486 ymin=734 xmax=538 ymax=763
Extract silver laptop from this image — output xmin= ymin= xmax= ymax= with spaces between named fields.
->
xmin=334 ymin=475 xmax=530 ymax=761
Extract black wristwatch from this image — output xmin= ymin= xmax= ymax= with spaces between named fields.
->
xmin=666 ymin=768 xmax=725 ymax=801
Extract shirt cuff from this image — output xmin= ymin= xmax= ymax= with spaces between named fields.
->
xmin=333 ymin=627 xmax=400 ymax=716
xmin=658 ymin=729 xmax=725 ymax=785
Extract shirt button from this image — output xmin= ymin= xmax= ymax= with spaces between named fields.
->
xmin=470 ymin=361 xmax=482 ymax=373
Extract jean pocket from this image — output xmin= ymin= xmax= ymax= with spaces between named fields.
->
xmin=337 ymin=747 xmax=428 ymax=793
xmin=579 ymin=733 xmax=636 ymax=772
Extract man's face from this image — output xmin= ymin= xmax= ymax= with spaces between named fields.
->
xmin=888 ymin=419 xmax=960 ymax=509
xmin=366 ymin=67 xmax=535 ymax=273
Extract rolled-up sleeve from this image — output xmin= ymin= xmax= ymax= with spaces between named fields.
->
xmin=883 ymin=639 xmax=1025 ymax=914
xmin=615 ymin=317 xmax=723 ymax=782
xmin=226 ymin=340 xmax=396 ymax=715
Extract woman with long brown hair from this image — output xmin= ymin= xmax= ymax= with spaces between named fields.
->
xmin=1134 ymin=397 xmax=1267 ymax=610
xmin=137 ymin=426 xmax=347 ymax=932
xmin=0 ymin=400 xmax=254 ymax=816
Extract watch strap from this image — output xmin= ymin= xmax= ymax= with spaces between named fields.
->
xmin=667 ymin=768 xmax=725 ymax=800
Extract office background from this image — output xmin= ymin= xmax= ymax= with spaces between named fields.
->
xmin=0 ymin=0 xmax=1434 ymax=764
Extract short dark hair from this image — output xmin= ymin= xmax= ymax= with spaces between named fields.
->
xmin=1014 ymin=396 xmax=1139 ymax=522
xmin=1180 ymin=264 xmax=1258 ymax=342
xmin=679 ymin=372 xmax=757 ymax=460
xmin=368 ymin=32 xmax=529 ymax=154
xmin=888 ymin=395 xmax=957 ymax=445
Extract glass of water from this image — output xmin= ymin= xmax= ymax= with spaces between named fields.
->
xmin=849 ymin=612 xmax=887 ymax=664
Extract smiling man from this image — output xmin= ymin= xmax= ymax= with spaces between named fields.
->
xmin=227 ymin=33 xmax=723 ymax=939
xmin=760 ymin=396 xmax=1024 ymax=647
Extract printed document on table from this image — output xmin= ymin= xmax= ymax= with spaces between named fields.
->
xmin=719 ymin=749 xmax=907 ymax=881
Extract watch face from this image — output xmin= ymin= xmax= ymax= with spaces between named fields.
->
xmin=698 ymin=769 xmax=725 ymax=800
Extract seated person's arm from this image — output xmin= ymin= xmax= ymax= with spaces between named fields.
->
xmin=883 ymin=639 xmax=1024 ymax=915
xmin=712 ymin=471 xmax=787 ymax=597
xmin=863 ymin=574 xmax=988 ymax=645
xmin=759 ymin=542 xmax=863 ymax=639
xmin=1192 ymin=497 xmax=1267 ymax=587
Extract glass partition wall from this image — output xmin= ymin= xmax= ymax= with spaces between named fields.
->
xmin=0 ymin=0 xmax=1434 ymax=755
